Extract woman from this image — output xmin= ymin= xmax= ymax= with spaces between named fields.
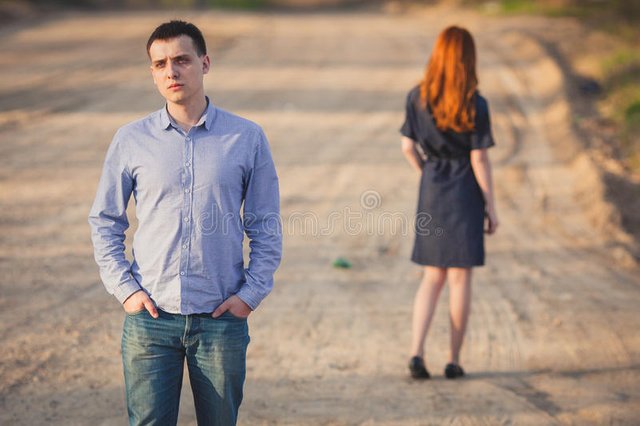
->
xmin=400 ymin=26 xmax=498 ymax=380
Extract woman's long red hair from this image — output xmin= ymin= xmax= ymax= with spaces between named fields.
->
xmin=420 ymin=26 xmax=478 ymax=132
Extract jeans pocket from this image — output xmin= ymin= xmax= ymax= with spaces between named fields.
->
xmin=223 ymin=311 xmax=248 ymax=321
xmin=125 ymin=308 xmax=147 ymax=316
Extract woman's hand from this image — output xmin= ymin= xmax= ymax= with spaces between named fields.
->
xmin=485 ymin=208 xmax=499 ymax=234
xmin=471 ymin=148 xmax=498 ymax=235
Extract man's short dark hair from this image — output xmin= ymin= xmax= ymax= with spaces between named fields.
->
xmin=147 ymin=20 xmax=207 ymax=57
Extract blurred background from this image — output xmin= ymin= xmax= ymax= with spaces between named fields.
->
xmin=1 ymin=0 xmax=639 ymax=425
xmin=2 ymin=0 xmax=639 ymax=171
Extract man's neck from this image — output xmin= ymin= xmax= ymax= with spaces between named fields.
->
xmin=167 ymin=96 xmax=208 ymax=133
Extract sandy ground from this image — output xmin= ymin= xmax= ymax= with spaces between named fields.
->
xmin=1 ymin=4 xmax=639 ymax=425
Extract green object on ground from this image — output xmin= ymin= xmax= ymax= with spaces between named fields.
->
xmin=332 ymin=257 xmax=352 ymax=269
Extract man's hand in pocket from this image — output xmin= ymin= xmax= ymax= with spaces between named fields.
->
xmin=123 ymin=290 xmax=159 ymax=318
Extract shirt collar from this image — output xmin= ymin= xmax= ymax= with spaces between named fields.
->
xmin=202 ymin=97 xmax=216 ymax=131
xmin=159 ymin=97 xmax=216 ymax=131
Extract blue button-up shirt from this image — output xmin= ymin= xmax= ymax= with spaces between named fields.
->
xmin=88 ymin=100 xmax=281 ymax=314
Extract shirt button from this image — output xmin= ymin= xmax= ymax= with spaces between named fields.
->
xmin=182 ymin=244 xmax=188 ymax=249
xmin=180 ymin=271 xmax=185 ymax=276
xmin=184 ymin=188 xmax=190 ymax=193
xmin=184 ymin=217 xmax=190 ymax=222
xmin=185 ymin=162 xmax=191 ymax=167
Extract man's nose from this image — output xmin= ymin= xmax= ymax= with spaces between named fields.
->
xmin=166 ymin=61 xmax=178 ymax=79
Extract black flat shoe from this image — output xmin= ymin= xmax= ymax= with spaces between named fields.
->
xmin=408 ymin=356 xmax=430 ymax=379
xmin=444 ymin=363 xmax=465 ymax=379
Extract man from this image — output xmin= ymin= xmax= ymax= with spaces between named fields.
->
xmin=88 ymin=20 xmax=282 ymax=425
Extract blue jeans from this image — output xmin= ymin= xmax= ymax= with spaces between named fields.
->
xmin=121 ymin=309 xmax=250 ymax=426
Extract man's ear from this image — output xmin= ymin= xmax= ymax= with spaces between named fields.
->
xmin=150 ymin=66 xmax=158 ymax=85
xmin=202 ymin=55 xmax=211 ymax=74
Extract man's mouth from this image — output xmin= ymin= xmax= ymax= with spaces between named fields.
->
xmin=168 ymin=83 xmax=183 ymax=90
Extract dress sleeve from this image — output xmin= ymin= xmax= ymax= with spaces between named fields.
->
xmin=471 ymin=96 xmax=495 ymax=150
xmin=400 ymin=91 xmax=417 ymax=140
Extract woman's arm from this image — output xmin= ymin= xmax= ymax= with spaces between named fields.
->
xmin=470 ymin=148 xmax=499 ymax=234
xmin=401 ymin=136 xmax=425 ymax=174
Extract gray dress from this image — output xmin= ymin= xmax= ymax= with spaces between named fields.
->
xmin=400 ymin=86 xmax=495 ymax=267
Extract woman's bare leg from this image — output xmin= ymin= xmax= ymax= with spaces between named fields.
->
xmin=448 ymin=267 xmax=472 ymax=365
xmin=410 ymin=266 xmax=447 ymax=358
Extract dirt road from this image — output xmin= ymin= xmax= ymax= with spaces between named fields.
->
xmin=1 ymin=4 xmax=639 ymax=425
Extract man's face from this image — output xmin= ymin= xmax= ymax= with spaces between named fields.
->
xmin=149 ymin=35 xmax=210 ymax=105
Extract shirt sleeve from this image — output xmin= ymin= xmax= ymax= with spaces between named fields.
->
xmin=236 ymin=130 xmax=282 ymax=310
xmin=400 ymin=91 xmax=418 ymax=140
xmin=88 ymin=130 xmax=141 ymax=304
xmin=471 ymin=97 xmax=496 ymax=150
